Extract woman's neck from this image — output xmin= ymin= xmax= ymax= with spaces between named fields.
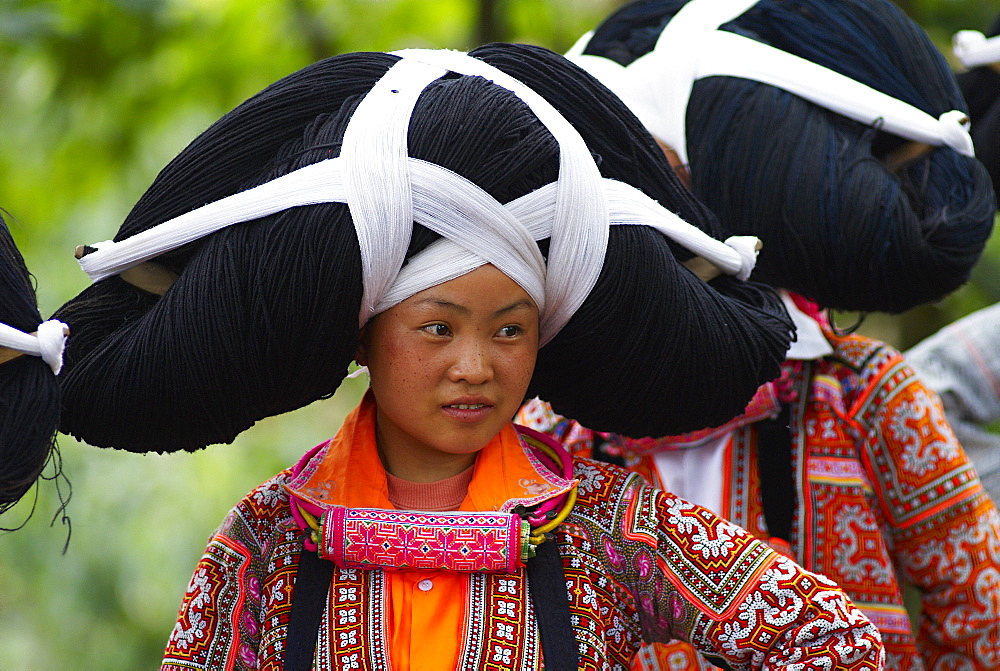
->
xmin=374 ymin=421 xmax=479 ymax=483
xmin=385 ymin=465 xmax=475 ymax=511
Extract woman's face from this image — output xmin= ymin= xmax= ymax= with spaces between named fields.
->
xmin=356 ymin=264 xmax=539 ymax=481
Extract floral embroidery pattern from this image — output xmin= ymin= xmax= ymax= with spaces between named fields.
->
xmin=888 ymin=388 xmax=961 ymax=477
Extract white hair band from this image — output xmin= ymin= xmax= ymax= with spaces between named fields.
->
xmin=0 ymin=320 xmax=68 ymax=374
xmin=340 ymin=58 xmax=445 ymax=326
xmin=382 ymin=178 xmax=760 ymax=316
xmin=393 ymin=48 xmax=611 ymax=343
xmin=954 ymin=30 xmax=1000 ymax=69
xmin=78 ymin=154 xmax=755 ymax=344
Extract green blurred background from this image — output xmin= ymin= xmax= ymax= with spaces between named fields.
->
xmin=0 ymin=0 xmax=997 ymax=667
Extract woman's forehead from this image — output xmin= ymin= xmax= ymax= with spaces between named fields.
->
xmin=401 ymin=265 xmax=538 ymax=314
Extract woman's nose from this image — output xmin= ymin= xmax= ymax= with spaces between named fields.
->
xmin=447 ymin=338 xmax=493 ymax=385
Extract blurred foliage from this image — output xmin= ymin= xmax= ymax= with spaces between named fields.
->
xmin=905 ymin=0 xmax=998 ymax=45
xmin=0 ymin=0 xmax=996 ymax=668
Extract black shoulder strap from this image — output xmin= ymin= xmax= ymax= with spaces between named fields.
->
xmin=526 ymin=539 xmax=579 ymax=670
xmin=590 ymin=434 xmax=626 ymax=466
xmin=755 ymin=403 xmax=795 ymax=543
xmin=285 ymin=549 xmax=335 ymax=671
xmin=285 ymin=541 xmax=579 ymax=669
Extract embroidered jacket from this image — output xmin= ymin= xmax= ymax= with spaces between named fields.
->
xmin=519 ymin=332 xmax=1000 ymax=670
xmin=162 ymin=399 xmax=884 ymax=670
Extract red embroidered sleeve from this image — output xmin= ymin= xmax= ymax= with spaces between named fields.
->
xmin=162 ymin=474 xmax=292 ymax=671
xmin=692 ymin=553 xmax=885 ymax=669
xmin=162 ymin=532 xmax=254 ymax=671
xmin=613 ymin=482 xmax=884 ymax=668
xmin=856 ymin=359 xmax=1000 ymax=667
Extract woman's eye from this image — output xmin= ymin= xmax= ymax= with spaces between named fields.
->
xmin=497 ymin=325 xmax=522 ymax=338
xmin=423 ymin=323 xmax=450 ymax=336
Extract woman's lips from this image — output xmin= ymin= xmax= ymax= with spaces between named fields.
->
xmin=441 ymin=401 xmax=494 ymax=423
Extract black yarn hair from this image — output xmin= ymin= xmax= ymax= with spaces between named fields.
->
xmin=584 ymin=0 xmax=996 ymax=313
xmin=957 ymin=13 xmax=1000 ymax=196
xmin=53 ymin=44 xmax=793 ymax=452
xmin=476 ymin=44 xmax=794 ymax=436
xmin=0 ymin=213 xmax=66 ymax=523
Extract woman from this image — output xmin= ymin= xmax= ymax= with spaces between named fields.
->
xmin=521 ymin=0 xmax=1000 ymax=668
xmin=164 ymin=263 xmax=881 ymax=669
xmin=55 ymin=44 xmax=880 ymax=668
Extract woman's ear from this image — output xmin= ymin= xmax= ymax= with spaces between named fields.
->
xmin=355 ymin=324 xmax=370 ymax=367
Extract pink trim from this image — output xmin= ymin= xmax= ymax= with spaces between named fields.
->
xmin=288 ymin=441 xmax=330 ymax=487
xmin=507 ymin=514 xmax=521 ymax=573
xmin=513 ymin=426 xmax=577 ymax=524
xmin=788 ymin=291 xmax=830 ymax=330
xmin=323 ymin=505 xmax=349 ymax=564
xmin=287 ymin=441 xmax=331 ymax=552
xmin=519 ymin=428 xmax=561 ymax=474
xmin=518 ymin=425 xmax=574 ymax=480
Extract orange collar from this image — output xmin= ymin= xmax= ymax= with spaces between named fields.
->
xmin=287 ymin=391 xmax=576 ymax=514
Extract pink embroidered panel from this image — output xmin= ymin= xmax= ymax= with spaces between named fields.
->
xmin=320 ymin=506 xmax=526 ymax=573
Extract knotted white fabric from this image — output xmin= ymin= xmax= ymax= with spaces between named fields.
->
xmin=0 ymin=320 xmax=68 ymax=374
xmin=77 ymin=49 xmax=760 ymax=347
xmin=954 ymin=30 xmax=1000 ymax=68
xmin=567 ymin=0 xmax=975 ymax=165
xmin=391 ymin=48 xmax=611 ymax=345
xmin=341 ymin=59 xmax=445 ymax=324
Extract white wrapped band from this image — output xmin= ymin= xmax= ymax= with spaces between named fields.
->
xmin=77 ymin=49 xmax=760 ymax=346
xmin=700 ymin=34 xmax=973 ymax=156
xmin=341 ymin=59 xmax=446 ymax=324
xmin=78 ymin=158 xmax=353 ymax=282
xmin=954 ymin=30 xmax=1000 ymax=68
xmin=79 ymin=158 xmax=548 ymax=328
xmin=78 ymin=155 xmax=755 ymax=343
xmin=570 ymin=0 xmax=975 ymax=165
xmin=383 ymin=178 xmax=759 ymax=315
xmin=393 ymin=48 xmax=610 ymax=343
xmin=610 ymin=0 xmax=754 ymax=168
xmin=0 ymin=320 xmax=68 ymax=374
xmin=405 ymin=160 xmax=547 ymax=314
xmin=504 ymin=179 xmax=755 ymax=277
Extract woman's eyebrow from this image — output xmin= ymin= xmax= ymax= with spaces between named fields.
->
xmin=411 ymin=297 xmax=535 ymax=318
xmin=413 ymin=297 xmax=470 ymax=316
xmin=493 ymin=299 xmax=536 ymax=318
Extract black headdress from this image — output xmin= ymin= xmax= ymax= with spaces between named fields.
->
xmin=0 ymin=215 xmax=66 ymax=515
xmin=574 ymin=0 xmax=996 ymax=313
xmin=54 ymin=44 xmax=793 ymax=449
